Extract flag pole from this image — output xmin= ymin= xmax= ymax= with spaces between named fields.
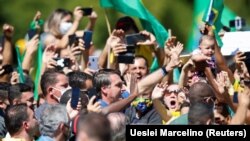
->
xmin=104 ymin=9 xmax=112 ymax=68
xmin=206 ymin=0 xmax=214 ymax=22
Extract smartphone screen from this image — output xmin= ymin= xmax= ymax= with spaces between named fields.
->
xmin=80 ymin=8 xmax=92 ymax=16
xmin=68 ymin=34 xmax=77 ymax=46
xmin=71 ymin=87 xmax=80 ymax=109
xmin=27 ymin=29 xmax=37 ymax=40
xmin=125 ymin=33 xmax=147 ymax=46
xmin=88 ymin=56 xmax=98 ymax=70
xmin=83 ymin=31 xmax=93 ymax=49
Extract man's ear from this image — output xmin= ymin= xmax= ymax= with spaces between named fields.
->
xmin=101 ymin=86 xmax=108 ymax=96
xmin=47 ymin=87 xmax=54 ymax=96
xmin=23 ymin=121 xmax=29 ymax=130
xmin=13 ymin=99 xmax=20 ymax=105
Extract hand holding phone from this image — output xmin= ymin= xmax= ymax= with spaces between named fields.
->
xmin=53 ymin=58 xmax=71 ymax=69
xmin=125 ymin=33 xmax=147 ymax=46
xmin=83 ymin=31 xmax=93 ymax=49
xmin=80 ymin=8 xmax=93 ymax=16
xmin=88 ymin=56 xmax=98 ymax=70
xmin=71 ymin=87 xmax=80 ymax=109
xmin=27 ymin=29 xmax=37 ymax=40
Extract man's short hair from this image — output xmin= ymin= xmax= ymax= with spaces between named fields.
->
xmin=77 ymin=112 xmax=111 ymax=141
xmin=8 ymin=83 xmax=32 ymax=105
xmin=0 ymin=82 xmax=11 ymax=91
xmin=0 ymin=90 xmax=8 ymax=102
xmin=93 ymin=69 xmax=121 ymax=95
xmin=107 ymin=112 xmax=129 ymax=141
xmin=39 ymin=104 xmax=69 ymax=137
xmin=67 ymin=71 xmax=93 ymax=88
xmin=4 ymin=104 xmax=29 ymax=136
xmin=188 ymin=82 xmax=215 ymax=104
xmin=135 ymin=55 xmax=148 ymax=68
xmin=188 ymin=102 xmax=214 ymax=125
xmin=40 ymin=69 xmax=65 ymax=96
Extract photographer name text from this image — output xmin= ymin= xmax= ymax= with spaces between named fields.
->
xmin=130 ymin=128 xmax=246 ymax=138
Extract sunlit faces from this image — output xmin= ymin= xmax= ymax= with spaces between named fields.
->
xmin=128 ymin=58 xmax=148 ymax=81
xmin=199 ymin=38 xmax=215 ymax=57
xmin=106 ymin=74 xmax=124 ymax=103
xmin=26 ymin=107 xmax=39 ymax=136
xmin=163 ymin=84 xmax=181 ymax=111
xmin=21 ymin=91 xmax=35 ymax=110
xmin=52 ymin=74 xmax=69 ymax=102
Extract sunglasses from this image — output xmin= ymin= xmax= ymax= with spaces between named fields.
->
xmin=165 ymin=89 xmax=182 ymax=95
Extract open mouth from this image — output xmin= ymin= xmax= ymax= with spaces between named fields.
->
xmin=169 ymin=100 xmax=177 ymax=109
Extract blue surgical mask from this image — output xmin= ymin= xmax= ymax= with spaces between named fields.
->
xmin=59 ymin=22 xmax=73 ymax=35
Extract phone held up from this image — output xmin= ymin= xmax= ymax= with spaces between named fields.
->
xmin=80 ymin=8 xmax=92 ymax=16
xmin=53 ymin=58 xmax=71 ymax=70
xmin=68 ymin=31 xmax=92 ymax=49
xmin=71 ymin=87 xmax=80 ymax=109
xmin=88 ymin=56 xmax=99 ymax=71
xmin=117 ymin=33 xmax=147 ymax=64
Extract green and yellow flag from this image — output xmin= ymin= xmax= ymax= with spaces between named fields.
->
xmin=187 ymin=0 xmax=237 ymax=53
xmin=100 ymin=0 xmax=168 ymax=72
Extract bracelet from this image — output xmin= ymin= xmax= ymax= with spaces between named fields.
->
xmin=161 ymin=66 xmax=168 ymax=76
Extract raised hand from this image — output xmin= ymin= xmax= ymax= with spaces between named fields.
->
xmin=25 ymin=35 xmax=39 ymax=55
xmin=151 ymin=82 xmax=168 ymax=100
xmin=3 ymin=24 xmax=14 ymax=38
xmin=87 ymin=96 xmax=101 ymax=113
xmin=74 ymin=6 xmax=84 ymax=22
xmin=88 ymin=11 xmax=98 ymax=23
xmin=10 ymin=71 xmax=20 ymax=85
xmin=164 ymin=36 xmax=176 ymax=56
xmin=137 ymin=30 xmax=157 ymax=46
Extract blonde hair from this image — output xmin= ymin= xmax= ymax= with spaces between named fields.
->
xmin=44 ymin=8 xmax=72 ymax=37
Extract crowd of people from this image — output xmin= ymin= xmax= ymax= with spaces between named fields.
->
xmin=0 ymin=4 xmax=249 ymax=141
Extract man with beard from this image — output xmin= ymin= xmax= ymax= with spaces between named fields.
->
xmin=3 ymin=104 xmax=38 ymax=141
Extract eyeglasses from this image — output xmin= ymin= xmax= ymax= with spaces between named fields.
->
xmin=203 ymin=96 xmax=216 ymax=104
xmin=165 ymin=89 xmax=182 ymax=95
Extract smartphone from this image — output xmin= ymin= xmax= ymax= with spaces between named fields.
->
xmin=125 ymin=33 xmax=147 ymax=46
xmin=80 ymin=8 xmax=92 ymax=16
xmin=1 ymin=65 xmax=13 ymax=76
xmin=53 ymin=58 xmax=71 ymax=69
xmin=229 ymin=18 xmax=246 ymax=29
xmin=88 ymin=56 xmax=98 ymax=70
xmin=83 ymin=31 xmax=92 ymax=49
xmin=71 ymin=87 xmax=80 ymax=109
xmin=117 ymin=45 xmax=136 ymax=64
xmin=68 ymin=34 xmax=77 ymax=46
xmin=27 ymin=29 xmax=37 ymax=40
xmin=117 ymin=52 xmax=135 ymax=64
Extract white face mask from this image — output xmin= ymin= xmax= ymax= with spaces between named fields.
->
xmin=59 ymin=22 xmax=73 ymax=35
xmin=52 ymin=87 xmax=71 ymax=102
